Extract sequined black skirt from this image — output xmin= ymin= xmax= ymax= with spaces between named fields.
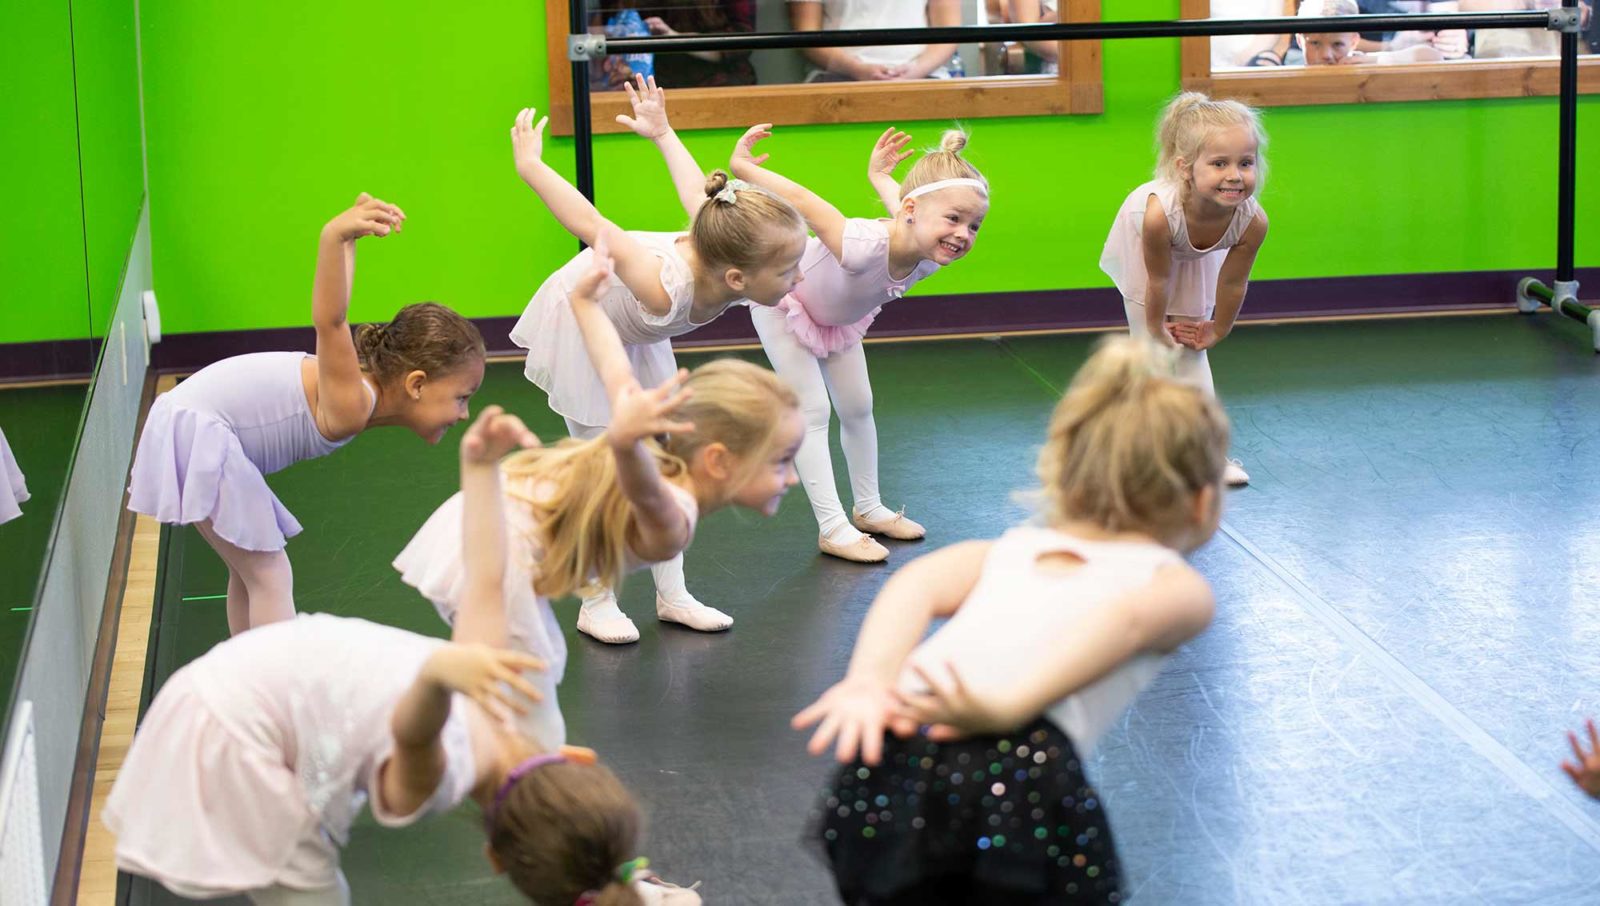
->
xmin=813 ymin=719 xmax=1122 ymax=905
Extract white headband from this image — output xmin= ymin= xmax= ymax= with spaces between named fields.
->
xmin=903 ymin=177 xmax=989 ymax=201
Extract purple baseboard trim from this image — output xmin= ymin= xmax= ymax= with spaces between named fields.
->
xmin=15 ymin=267 xmax=1589 ymax=378
xmin=0 ymin=339 xmax=99 ymax=383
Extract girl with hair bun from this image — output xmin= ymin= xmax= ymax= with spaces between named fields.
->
xmin=126 ymin=193 xmax=486 ymax=634
xmin=507 ymin=102 xmax=808 ymax=645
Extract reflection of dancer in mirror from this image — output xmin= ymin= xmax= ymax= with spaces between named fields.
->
xmin=400 ymin=243 xmax=803 ymax=748
xmin=125 ymin=195 xmax=486 ymax=634
xmin=1100 ymin=92 xmax=1269 ymax=487
xmin=506 ymin=103 xmax=808 ymax=643
xmin=789 ymin=0 xmax=963 ymax=81
xmin=0 ymin=427 xmax=28 ymax=525
xmin=110 ymin=406 xmax=703 ymax=906
xmin=795 ymin=337 xmax=1227 ymax=905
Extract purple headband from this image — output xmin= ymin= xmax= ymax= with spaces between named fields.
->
xmin=485 ymin=752 xmax=566 ymax=833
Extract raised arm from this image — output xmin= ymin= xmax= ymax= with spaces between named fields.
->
xmin=791 ymin=540 xmax=994 ymax=764
xmin=730 ymin=124 xmax=849 ymax=258
xmin=897 ymin=563 xmax=1215 ymax=738
xmin=567 ymin=244 xmax=696 ymax=563
xmin=452 ymin=406 xmax=540 ymax=648
xmin=615 ymin=76 xmax=707 ymax=223
xmin=311 ymin=194 xmax=405 ymax=439
xmin=868 ymin=128 xmax=914 ymax=216
xmin=511 ymin=109 xmax=672 ymax=313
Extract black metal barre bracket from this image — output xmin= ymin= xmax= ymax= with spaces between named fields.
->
xmin=576 ymin=11 xmax=1554 ymax=60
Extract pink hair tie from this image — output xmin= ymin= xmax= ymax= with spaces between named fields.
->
xmin=574 ymin=893 xmax=600 ymax=906
xmin=484 ymin=753 xmax=566 ymax=833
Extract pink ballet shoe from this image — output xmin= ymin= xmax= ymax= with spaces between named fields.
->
xmin=851 ymin=507 xmax=926 ymax=541
xmin=819 ymin=533 xmax=889 ymax=563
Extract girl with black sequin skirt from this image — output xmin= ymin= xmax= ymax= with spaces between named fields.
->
xmin=794 ymin=336 xmax=1231 ymax=905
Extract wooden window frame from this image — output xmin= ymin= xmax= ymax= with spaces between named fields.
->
xmin=545 ymin=0 xmax=1102 ymax=135
xmin=1181 ymin=0 xmax=1600 ymax=106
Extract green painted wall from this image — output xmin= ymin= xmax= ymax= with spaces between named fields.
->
xmin=0 ymin=0 xmax=145 ymax=347
xmin=22 ymin=1 xmax=1600 ymax=341
xmin=73 ymin=0 xmax=148 ymax=339
xmin=0 ymin=1 xmax=91 ymax=344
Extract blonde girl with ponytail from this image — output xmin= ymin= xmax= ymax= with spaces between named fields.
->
xmin=1100 ymin=91 xmax=1269 ymax=487
xmin=506 ymin=104 xmax=809 ymax=644
xmin=795 ymin=337 xmax=1226 ymax=905
xmin=397 ymin=243 xmax=803 ymax=751
xmin=125 ymin=193 xmax=485 ymax=635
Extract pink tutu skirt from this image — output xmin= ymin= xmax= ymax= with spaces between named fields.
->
xmin=126 ymin=397 xmax=301 ymax=551
xmin=102 ymin=671 xmax=333 ymax=897
xmin=774 ymin=295 xmax=880 ymax=359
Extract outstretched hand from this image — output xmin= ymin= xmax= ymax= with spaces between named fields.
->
xmin=423 ymin=643 xmax=546 ymax=725
xmin=792 ymin=675 xmax=912 ymax=766
xmin=510 ymin=107 xmax=550 ymax=183
xmin=731 ymin=123 xmax=774 ymax=170
xmin=615 ymin=75 xmax=671 ymax=140
xmin=869 ymin=127 xmax=914 ymax=181
xmin=460 ymin=405 xmax=539 ymax=465
xmin=323 ymin=192 xmax=406 ymax=242
xmin=1563 ymin=718 xmax=1600 ymax=799
xmin=608 ymin=369 xmax=695 ymax=448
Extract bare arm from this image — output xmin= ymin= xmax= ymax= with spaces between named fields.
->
xmin=1009 ymin=0 xmax=1060 ymax=63
xmin=311 ymin=195 xmax=404 ymax=439
xmin=789 ymin=1 xmax=871 ymax=78
xmin=615 ymin=77 xmax=707 ymax=222
xmin=1139 ymin=194 xmax=1180 ymax=347
xmin=899 ymin=563 xmax=1216 ymax=736
xmin=568 ymin=245 xmax=695 ymax=563
xmin=451 ymin=407 xmax=539 ymax=648
xmin=792 ymin=541 xmax=994 ymax=763
xmin=730 ymin=124 xmax=849 ymax=258
xmin=897 ymin=0 xmax=961 ymax=79
xmin=1211 ymin=210 xmax=1268 ymax=339
xmin=511 ymin=109 xmax=673 ymax=313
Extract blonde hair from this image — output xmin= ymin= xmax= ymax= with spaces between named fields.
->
xmin=1297 ymin=0 xmax=1359 ymax=18
xmin=1036 ymin=336 xmax=1230 ymax=548
xmin=898 ymin=128 xmax=988 ymax=201
xmin=501 ymin=358 xmax=798 ymax=599
xmin=692 ymin=170 xmax=806 ymax=273
xmin=1154 ymin=92 xmax=1268 ymax=193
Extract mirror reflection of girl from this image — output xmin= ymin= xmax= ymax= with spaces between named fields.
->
xmin=0 ymin=427 xmax=28 ymax=525
xmin=125 ymin=195 xmax=486 ymax=634
xmin=1099 ymin=92 xmax=1269 ymax=487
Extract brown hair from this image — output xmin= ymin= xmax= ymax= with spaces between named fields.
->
xmin=1155 ymin=92 xmax=1269 ymax=193
xmin=502 ymin=358 xmax=798 ymax=599
xmin=353 ymin=302 xmax=485 ymax=387
xmin=487 ymin=760 xmax=645 ymax=906
xmin=691 ymin=170 xmax=806 ymax=273
xmin=898 ymin=128 xmax=988 ymax=201
xmin=1036 ymin=336 xmax=1230 ymax=547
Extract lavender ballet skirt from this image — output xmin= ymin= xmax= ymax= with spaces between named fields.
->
xmin=0 ymin=426 xmax=29 ymax=525
xmin=775 ymin=295 xmax=881 ymax=359
xmin=126 ymin=396 xmax=302 ymax=552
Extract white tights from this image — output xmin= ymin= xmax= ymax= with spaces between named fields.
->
xmin=195 ymin=520 xmax=296 ymax=635
xmin=749 ymin=304 xmax=890 ymax=541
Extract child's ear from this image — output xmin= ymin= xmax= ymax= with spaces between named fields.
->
xmin=699 ymin=442 xmax=733 ymax=482
xmin=901 ymin=197 xmax=918 ymax=222
xmin=723 ymin=267 xmax=747 ymax=293
xmin=404 ymin=369 xmax=428 ymax=401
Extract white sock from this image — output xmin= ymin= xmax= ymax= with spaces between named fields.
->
xmin=854 ymin=502 xmax=900 ymax=523
xmin=822 ymin=521 xmax=868 ymax=545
